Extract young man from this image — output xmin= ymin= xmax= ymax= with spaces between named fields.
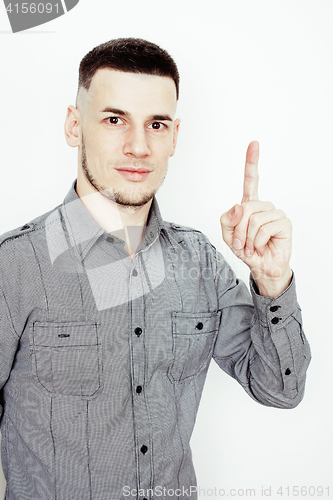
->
xmin=0 ymin=38 xmax=310 ymax=500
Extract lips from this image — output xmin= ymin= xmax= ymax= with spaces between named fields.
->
xmin=115 ymin=167 xmax=152 ymax=181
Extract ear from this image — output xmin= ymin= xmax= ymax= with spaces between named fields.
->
xmin=170 ymin=118 xmax=181 ymax=157
xmin=64 ymin=105 xmax=81 ymax=148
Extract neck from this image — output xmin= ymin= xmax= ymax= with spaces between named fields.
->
xmin=115 ymin=201 xmax=152 ymax=229
xmin=76 ymin=178 xmax=152 ymax=259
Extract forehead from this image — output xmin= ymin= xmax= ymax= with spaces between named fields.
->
xmin=82 ymin=69 xmax=177 ymax=117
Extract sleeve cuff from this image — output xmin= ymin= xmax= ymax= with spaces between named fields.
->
xmin=249 ymin=271 xmax=298 ymax=327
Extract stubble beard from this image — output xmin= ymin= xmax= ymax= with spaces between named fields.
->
xmin=81 ymin=137 xmax=167 ymax=208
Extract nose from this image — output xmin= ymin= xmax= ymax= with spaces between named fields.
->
xmin=123 ymin=126 xmax=151 ymax=158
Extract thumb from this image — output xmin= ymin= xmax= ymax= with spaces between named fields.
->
xmin=220 ymin=204 xmax=243 ymax=247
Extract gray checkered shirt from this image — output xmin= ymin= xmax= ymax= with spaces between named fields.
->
xmin=0 ymin=182 xmax=311 ymax=500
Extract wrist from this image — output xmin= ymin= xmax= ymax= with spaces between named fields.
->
xmin=252 ymin=268 xmax=293 ymax=298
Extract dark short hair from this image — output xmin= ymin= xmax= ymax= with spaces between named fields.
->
xmin=78 ymin=38 xmax=180 ymax=99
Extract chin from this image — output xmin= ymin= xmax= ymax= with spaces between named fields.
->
xmin=115 ymin=196 xmax=154 ymax=208
xmin=110 ymin=189 xmax=155 ymax=208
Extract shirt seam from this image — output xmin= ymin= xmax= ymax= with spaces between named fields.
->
xmin=0 ymin=282 xmax=19 ymax=339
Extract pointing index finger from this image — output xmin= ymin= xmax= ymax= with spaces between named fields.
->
xmin=242 ymin=140 xmax=259 ymax=203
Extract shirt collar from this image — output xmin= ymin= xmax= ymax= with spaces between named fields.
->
xmin=60 ymin=180 xmax=170 ymax=260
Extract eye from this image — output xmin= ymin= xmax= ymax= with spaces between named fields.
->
xmin=107 ymin=116 xmax=125 ymax=125
xmin=148 ymin=122 xmax=167 ymax=130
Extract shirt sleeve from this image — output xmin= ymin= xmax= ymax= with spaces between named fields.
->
xmin=0 ymin=282 xmax=20 ymax=419
xmin=212 ymin=248 xmax=311 ymax=409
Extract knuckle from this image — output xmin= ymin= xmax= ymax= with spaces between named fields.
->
xmin=276 ymin=209 xmax=286 ymax=218
xmin=221 ymin=230 xmax=228 ymax=244
xmin=259 ymin=224 xmax=270 ymax=238
xmin=249 ymin=212 xmax=260 ymax=228
xmin=266 ymin=201 xmax=275 ymax=210
xmin=285 ymin=217 xmax=293 ymax=230
xmin=220 ymin=212 xmax=228 ymax=225
xmin=244 ymin=173 xmax=256 ymax=182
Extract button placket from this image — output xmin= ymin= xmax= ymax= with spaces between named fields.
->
xmin=129 ymin=256 xmax=152 ymax=492
xmin=129 ymin=256 xmax=152 ymax=303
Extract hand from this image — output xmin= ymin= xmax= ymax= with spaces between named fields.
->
xmin=220 ymin=141 xmax=293 ymax=298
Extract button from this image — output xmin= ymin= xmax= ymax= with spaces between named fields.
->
xmin=150 ymin=231 xmax=154 ymax=238
xmin=285 ymin=368 xmax=291 ymax=376
xmin=270 ymin=305 xmax=280 ymax=312
xmin=132 ymin=269 xmax=138 ymax=276
xmin=106 ymin=236 xmax=114 ymax=243
xmin=20 ymin=224 xmax=30 ymax=231
xmin=136 ymin=386 xmax=142 ymax=394
xmin=271 ymin=317 xmax=279 ymax=324
xmin=196 ymin=322 xmax=203 ymax=330
xmin=135 ymin=327 xmax=142 ymax=337
xmin=140 ymin=445 xmax=148 ymax=454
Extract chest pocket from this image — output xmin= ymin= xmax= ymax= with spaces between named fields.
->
xmin=30 ymin=322 xmax=102 ymax=398
xmin=168 ymin=311 xmax=221 ymax=383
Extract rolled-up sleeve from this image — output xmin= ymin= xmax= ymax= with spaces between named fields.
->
xmin=212 ymin=248 xmax=311 ymax=409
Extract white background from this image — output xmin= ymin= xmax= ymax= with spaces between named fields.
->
xmin=0 ymin=0 xmax=332 ymax=498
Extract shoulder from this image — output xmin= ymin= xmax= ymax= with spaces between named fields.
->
xmin=164 ymin=221 xmax=215 ymax=247
xmin=164 ymin=221 xmax=207 ymax=237
xmin=0 ymin=204 xmax=61 ymax=253
xmin=162 ymin=221 xmax=221 ymax=264
xmin=162 ymin=221 xmax=231 ymax=272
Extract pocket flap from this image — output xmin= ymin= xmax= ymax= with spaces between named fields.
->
xmin=32 ymin=322 xmax=100 ymax=348
xmin=172 ymin=311 xmax=221 ymax=335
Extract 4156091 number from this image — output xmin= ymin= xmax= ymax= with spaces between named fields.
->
xmin=276 ymin=486 xmax=330 ymax=496
xmin=5 ymin=3 xmax=59 ymax=14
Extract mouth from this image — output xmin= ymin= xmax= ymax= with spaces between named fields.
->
xmin=115 ymin=166 xmax=152 ymax=181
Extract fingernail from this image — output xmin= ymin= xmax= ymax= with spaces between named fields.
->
xmin=244 ymin=246 xmax=252 ymax=257
xmin=229 ymin=206 xmax=236 ymax=219
xmin=233 ymin=238 xmax=243 ymax=250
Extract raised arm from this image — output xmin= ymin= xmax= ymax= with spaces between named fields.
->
xmin=220 ymin=141 xmax=292 ymax=298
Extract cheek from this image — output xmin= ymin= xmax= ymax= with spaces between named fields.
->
xmin=154 ymin=136 xmax=175 ymax=158
xmin=85 ymin=137 xmax=116 ymax=165
xmin=82 ymin=123 xmax=111 ymax=152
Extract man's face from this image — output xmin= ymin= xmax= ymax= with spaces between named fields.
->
xmin=74 ymin=69 xmax=180 ymax=207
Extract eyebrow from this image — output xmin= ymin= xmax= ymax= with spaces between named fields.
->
xmin=152 ymin=114 xmax=173 ymax=122
xmin=100 ymin=107 xmax=173 ymax=122
xmin=101 ymin=107 xmax=130 ymax=116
